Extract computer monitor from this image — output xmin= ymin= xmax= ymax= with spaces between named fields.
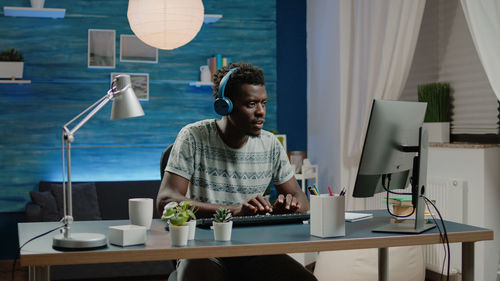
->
xmin=352 ymin=99 xmax=436 ymax=233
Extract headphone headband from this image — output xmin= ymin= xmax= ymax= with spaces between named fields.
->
xmin=218 ymin=67 xmax=238 ymax=99
xmin=214 ymin=67 xmax=238 ymax=116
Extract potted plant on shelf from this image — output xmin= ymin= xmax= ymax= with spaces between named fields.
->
xmin=161 ymin=201 xmax=197 ymax=246
xmin=418 ymin=82 xmax=452 ymax=143
xmin=0 ymin=49 xmax=24 ymax=80
xmin=212 ymin=207 xmax=233 ymax=241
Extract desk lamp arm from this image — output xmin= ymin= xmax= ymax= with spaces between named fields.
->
xmin=60 ymin=85 xmax=125 ymax=231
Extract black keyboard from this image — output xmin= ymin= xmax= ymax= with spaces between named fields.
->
xmin=196 ymin=213 xmax=310 ymax=229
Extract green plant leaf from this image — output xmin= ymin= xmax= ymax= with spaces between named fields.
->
xmin=164 ymin=202 xmax=178 ymax=210
xmin=417 ymin=82 xmax=451 ymax=122
xmin=186 ymin=209 xmax=196 ymax=221
xmin=179 ymin=201 xmax=192 ymax=208
xmin=169 ymin=212 xmax=189 ymax=226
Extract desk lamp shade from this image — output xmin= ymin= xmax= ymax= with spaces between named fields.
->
xmin=127 ymin=0 xmax=204 ymax=50
xmin=111 ymin=75 xmax=145 ymax=120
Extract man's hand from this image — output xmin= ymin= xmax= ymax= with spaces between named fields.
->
xmin=272 ymin=194 xmax=300 ymax=214
xmin=232 ymin=195 xmax=273 ymax=216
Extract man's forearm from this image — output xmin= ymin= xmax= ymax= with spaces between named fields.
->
xmin=157 ymin=193 xmax=238 ymax=219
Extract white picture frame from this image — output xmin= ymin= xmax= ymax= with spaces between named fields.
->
xmin=111 ymin=73 xmax=149 ymax=101
xmin=120 ymin=35 xmax=158 ymax=63
xmin=88 ymin=29 xmax=116 ymax=68
xmin=276 ymin=134 xmax=287 ymax=152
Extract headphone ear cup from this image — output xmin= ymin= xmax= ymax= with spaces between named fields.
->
xmin=214 ymin=97 xmax=233 ymax=115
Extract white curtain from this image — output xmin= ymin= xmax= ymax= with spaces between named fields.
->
xmin=307 ymin=0 xmax=425 ymax=210
xmin=460 ymin=0 xmax=500 ymax=101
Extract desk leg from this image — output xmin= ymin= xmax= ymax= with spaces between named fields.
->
xmin=378 ymin=248 xmax=388 ymax=281
xmin=462 ymin=242 xmax=474 ymax=281
xmin=29 ymin=266 xmax=50 ymax=281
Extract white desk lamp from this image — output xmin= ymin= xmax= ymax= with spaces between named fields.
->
xmin=53 ymin=74 xmax=144 ymax=250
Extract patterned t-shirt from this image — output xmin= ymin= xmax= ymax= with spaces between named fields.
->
xmin=166 ymin=119 xmax=294 ymax=206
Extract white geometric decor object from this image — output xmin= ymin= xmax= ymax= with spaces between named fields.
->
xmin=108 ymin=225 xmax=146 ymax=246
xmin=423 ymin=122 xmax=450 ymax=143
xmin=127 ymin=0 xmax=204 ymax=50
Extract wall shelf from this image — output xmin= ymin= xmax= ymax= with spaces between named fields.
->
xmin=189 ymin=81 xmax=213 ymax=87
xmin=204 ymin=14 xmax=222 ymax=24
xmin=0 ymin=79 xmax=31 ymax=84
xmin=3 ymin=7 xmax=66 ymax=18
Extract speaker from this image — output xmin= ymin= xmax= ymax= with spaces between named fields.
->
xmin=214 ymin=67 xmax=238 ymax=115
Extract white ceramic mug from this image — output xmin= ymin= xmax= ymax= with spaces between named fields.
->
xmin=200 ymin=65 xmax=211 ymax=82
xmin=128 ymin=198 xmax=153 ymax=229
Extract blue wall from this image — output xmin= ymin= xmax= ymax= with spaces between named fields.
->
xmin=0 ymin=0 xmax=307 ymax=260
xmin=0 ymin=0 xmax=277 ymax=212
xmin=277 ymin=0 xmax=307 ymax=152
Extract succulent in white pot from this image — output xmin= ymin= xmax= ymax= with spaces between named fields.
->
xmin=212 ymin=207 xmax=233 ymax=241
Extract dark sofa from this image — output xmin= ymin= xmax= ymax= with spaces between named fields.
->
xmin=25 ymin=180 xmax=175 ymax=280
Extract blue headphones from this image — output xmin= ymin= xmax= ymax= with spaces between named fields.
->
xmin=214 ymin=67 xmax=238 ymax=116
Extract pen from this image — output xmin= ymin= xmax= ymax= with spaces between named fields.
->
xmin=313 ymin=185 xmax=320 ymax=195
xmin=328 ymin=186 xmax=334 ymax=197
xmin=307 ymin=186 xmax=318 ymax=196
xmin=340 ymin=187 xmax=346 ymax=196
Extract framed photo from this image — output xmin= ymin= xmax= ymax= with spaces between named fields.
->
xmin=120 ymin=35 xmax=158 ymax=63
xmin=276 ymin=134 xmax=287 ymax=152
xmin=88 ymin=29 xmax=116 ymax=68
xmin=111 ymin=73 xmax=149 ymax=101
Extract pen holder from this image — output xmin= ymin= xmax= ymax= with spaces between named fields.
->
xmin=310 ymin=194 xmax=345 ymax=238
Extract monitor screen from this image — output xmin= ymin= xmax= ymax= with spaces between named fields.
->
xmin=352 ymin=100 xmax=427 ymax=198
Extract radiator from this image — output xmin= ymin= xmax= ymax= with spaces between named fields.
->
xmin=364 ymin=177 xmax=467 ymax=275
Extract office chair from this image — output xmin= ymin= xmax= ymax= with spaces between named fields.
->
xmin=160 ymin=144 xmax=173 ymax=180
xmin=160 ymin=144 xmax=178 ymax=281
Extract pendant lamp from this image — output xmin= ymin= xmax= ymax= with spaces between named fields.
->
xmin=127 ymin=0 xmax=204 ymax=50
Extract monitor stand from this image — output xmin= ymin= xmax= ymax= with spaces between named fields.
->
xmin=373 ymin=127 xmax=436 ymax=234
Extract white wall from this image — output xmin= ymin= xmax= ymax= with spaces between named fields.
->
xmin=427 ymin=146 xmax=500 ymax=281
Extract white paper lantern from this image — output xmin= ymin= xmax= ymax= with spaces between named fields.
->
xmin=127 ymin=0 xmax=204 ymax=50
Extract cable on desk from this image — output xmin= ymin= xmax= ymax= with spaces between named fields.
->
xmin=12 ymin=224 xmax=65 ymax=281
xmin=424 ymin=196 xmax=450 ymax=281
xmin=381 ymin=174 xmax=415 ymax=218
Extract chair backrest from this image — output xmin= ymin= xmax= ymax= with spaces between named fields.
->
xmin=160 ymin=144 xmax=174 ymax=180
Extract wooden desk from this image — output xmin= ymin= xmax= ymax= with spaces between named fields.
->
xmin=19 ymin=210 xmax=493 ymax=281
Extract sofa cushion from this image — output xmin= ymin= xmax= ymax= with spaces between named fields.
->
xmin=50 ymin=182 xmax=102 ymax=221
xmin=95 ymin=181 xmax=161 ymax=220
xmin=29 ymin=191 xmax=60 ymax=221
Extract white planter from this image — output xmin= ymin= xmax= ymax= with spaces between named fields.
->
xmin=185 ymin=220 xmax=196 ymax=240
xmin=169 ymin=224 xmax=189 ymax=246
xmin=0 ymin=61 xmax=23 ymax=79
xmin=423 ymin=122 xmax=450 ymax=143
xmin=213 ymin=221 xmax=232 ymax=241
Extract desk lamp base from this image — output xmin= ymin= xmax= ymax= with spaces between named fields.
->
xmin=53 ymin=233 xmax=107 ymax=250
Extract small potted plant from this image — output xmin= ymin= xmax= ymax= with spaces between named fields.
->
xmin=185 ymin=204 xmax=197 ymax=240
xmin=418 ymin=82 xmax=452 ymax=143
xmin=212 ymin=207 xmax=233 ymax=241
xmin=0 ymin=49 xmax=24 ymax=79
xmin=161 ymin=201 xmax=196 ymax=246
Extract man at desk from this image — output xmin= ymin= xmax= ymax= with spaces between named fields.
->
xmin=157 ymin=62 xmax=316 ymax=281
